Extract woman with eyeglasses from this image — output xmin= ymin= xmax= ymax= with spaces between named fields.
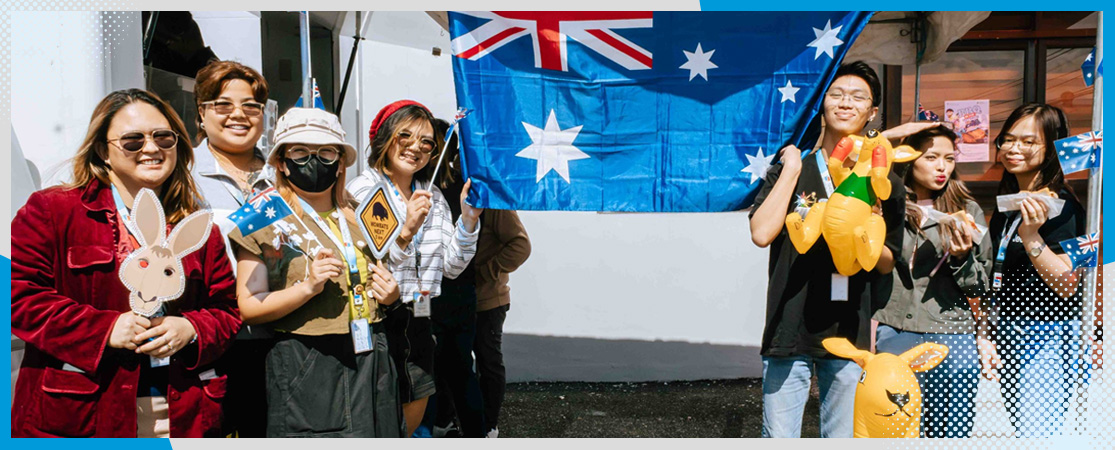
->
xmin=229 ymin=107 xmax=404 ymax=437
xmin=986 ymin=103 xmax=1089 ymax=437
xmin=871 ymin=125 xmax=992 ymax=438
xmin=11 ymin=89 xmax=240 ymax=437
xmin=190 ymin=59 xmax=273 ymax=437
xmin=347 ymin=100 xmax=482 ymax=437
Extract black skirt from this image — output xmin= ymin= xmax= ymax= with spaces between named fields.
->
xmin=384 ymin=303 xmax=437 ymax=403
xmin=264 ymin=326 xmax=403 ymax=437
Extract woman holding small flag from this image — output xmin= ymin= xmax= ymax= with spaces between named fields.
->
xmin=986 ymin=103 xmax=1090 ymax=437
xmin=348 ymin=100 xmax=483 ymax=437
xmin=230 ymin=107 xmax=404 ymax=437
xmin=11 ymin=89 xmax=240 ymax=437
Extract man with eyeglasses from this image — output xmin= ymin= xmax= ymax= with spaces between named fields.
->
xmin=748 ymin=61 xmax=937 ymax=438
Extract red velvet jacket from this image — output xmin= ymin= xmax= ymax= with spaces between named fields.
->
xmin=11 ymin=179 xmax=241 ymax=437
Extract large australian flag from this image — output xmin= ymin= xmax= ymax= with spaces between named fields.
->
xmin=450 ymin=11 xmax=872 ymax=212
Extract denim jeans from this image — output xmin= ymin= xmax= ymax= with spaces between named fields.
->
xmin=996 ymin=318 xmax=1091 ymax=438
xmin=761 ymin=355 xmax=861 ymax=438
xmin=874 ymin=324 xmax=979 ymax=438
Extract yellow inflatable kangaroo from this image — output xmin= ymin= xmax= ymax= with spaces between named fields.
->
xmin=785 ymin=130 xmax=922 ymax=276
xmin=822 ymin=338 xmax=949 ymax=438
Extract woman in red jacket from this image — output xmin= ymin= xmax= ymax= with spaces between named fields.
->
xmin=11 ymin=89 xmax=241 ymax=437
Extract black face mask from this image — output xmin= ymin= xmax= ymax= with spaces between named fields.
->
xmin=284 ymin=158 xmax=338 ymax=193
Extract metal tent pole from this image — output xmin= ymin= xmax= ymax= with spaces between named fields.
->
xmin=300 ymin=11 xmax=313 ymax=107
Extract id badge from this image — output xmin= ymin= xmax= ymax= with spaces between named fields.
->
xmin=413 ymin=292 xmax=432 ymax=318
xmin=150 ymin=355 xmax=170 ymax=368
xmin=351 ymin=318 xmax=372 ymax=354
xmin=831 ymin=273 xmax=849 ymax=301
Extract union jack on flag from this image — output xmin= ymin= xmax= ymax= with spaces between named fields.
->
xmin=1054 ymin=130 xmax=1102 ymax=174
xmin=451 ymin=11 xmax=654 ymax=72
xmin=1060 ymin=232 xmax=1101 ymax=270
xmin=228 ymin=187 xmax=295 ymax=236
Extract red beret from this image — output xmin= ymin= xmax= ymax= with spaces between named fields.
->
xmin=368 ymin=100 xmax=431 ymax=144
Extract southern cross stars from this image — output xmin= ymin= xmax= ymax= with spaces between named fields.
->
xmin=516 ymin=110 xmax=591 ymax=183
xmin=741 ymin=147 xmax=775 ymax=184
xmin=778 ymin=80 xmax=801 ymax=103
xmin=808 ymin=20 xmax=844 ymax=60
xmin=680 ymin=43 xmax=718 ymax=81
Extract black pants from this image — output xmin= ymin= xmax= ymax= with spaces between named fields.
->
xmin=265 ymin=330 xmax=403 ymax=437
xmin=221 ymin=337 xmax=273 ymax=437
xmin=385 ymin=304 xmax=437 ymax=403
xmin=429 ymin=283 xmax=487 ymax=437
xmin=474 ymin=305 xmax=509 ymax=430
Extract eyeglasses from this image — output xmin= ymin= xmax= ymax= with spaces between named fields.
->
xmin=107 ymin=129 xmax=179 ymax=152
xmin=395 ymin=130 xmax=437 ymax=155
xmin=996 ymin=136 xmax=1044 ymax=152
xmin=825 ymin=90 xmax=873 ymax=106
xmin=286 ymin=145 xmax=341 ymax=165
xmin=201 ymin=100 xmax=265 ymax=117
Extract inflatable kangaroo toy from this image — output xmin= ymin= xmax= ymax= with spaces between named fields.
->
xmin=785 ymin=130 xmax=922 ymax=276
xmin=118 ymin=188 xmax=214 ymax=317
xmin=822 ymin=337 xmax=949 ymax=438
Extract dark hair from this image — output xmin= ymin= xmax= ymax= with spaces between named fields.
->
xmin=898 ymin=125 xmax=975 ymax=230
xmin=367 ymin=104 xmax=443 ymax=183
xmin=995 ymin=103 xmax=1072 ymax=197
xmin=68 ymin=89 xmax=200 ymax=224
xmin=833 ymin=61 xmax=881 ymax=107
xmin=194 ymin=60 xmax=269 ymax=142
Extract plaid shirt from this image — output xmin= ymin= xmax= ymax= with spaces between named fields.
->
xmin=348 ymin=170 xmax=479 ymax=301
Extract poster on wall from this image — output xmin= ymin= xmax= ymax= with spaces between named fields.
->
xmin=944 ymin=99 xmax=991 ymax=162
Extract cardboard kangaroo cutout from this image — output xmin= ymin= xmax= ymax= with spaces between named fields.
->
xmin=822 ymin=337 xmax=949 ymax=438
xmin=118 ymin=188 xmax=213 ymax=317
xmin=785 ymin=130 xmax=922 ymax=275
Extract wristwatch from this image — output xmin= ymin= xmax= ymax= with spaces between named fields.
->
xmin=1028 ymin=242 xmax=1047 ymax=257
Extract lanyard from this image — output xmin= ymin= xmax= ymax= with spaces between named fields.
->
xmin=298 ymin=199 xmax=360 ymax=287
xmin=386 ymin=174 xmax=430 ymax=295
xmin=815 ymin=149 xmax=835 ymax=198
xmin=110 ymin=184 xmax=142 ymax=240
xmin=991 ymin=214 xmax=1022 ymax=291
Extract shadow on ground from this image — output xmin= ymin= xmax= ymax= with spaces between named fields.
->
xmin=499 ymin=378 xmax=822 ymax=438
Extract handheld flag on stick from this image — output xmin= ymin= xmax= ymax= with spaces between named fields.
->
xmin=1060 ymin=232 xmax=1100 ymax=270
xmin=1054 ymin=130 xmax=1102 ymax=174
xmin=229 ymin=187 xmax=322 ymax=256
xmin=427 ymin=107 xmax=474 ymax=191
xmin=294 ymin=78 xmax=327 ymax=110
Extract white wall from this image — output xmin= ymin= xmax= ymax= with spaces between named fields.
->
xmin=11 ymin=11 xmax=143 ymax=189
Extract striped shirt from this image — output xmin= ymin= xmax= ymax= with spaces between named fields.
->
xmin=347 ymin=169 xmax=479 ymax=301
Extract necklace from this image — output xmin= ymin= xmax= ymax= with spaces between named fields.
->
xmin=211 ymin=148 xmax=263 ymax=189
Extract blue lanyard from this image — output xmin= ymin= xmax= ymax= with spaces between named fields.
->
xmin=991 ymin=214 xmax=1022 ymax=291
xmin=299 ymin=198 xmax=359 ymax=279
xmin=814 ymin=149 xmax=835 ymax=198
xmin=110 ymin=184 xmax=142 ymax=239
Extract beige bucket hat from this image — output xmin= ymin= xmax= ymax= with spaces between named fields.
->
xmin=269 ymin=107 xmax=357 ymax=167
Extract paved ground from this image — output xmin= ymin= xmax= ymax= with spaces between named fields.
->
xmin=497 ymin=378 xmax=821 ymax=438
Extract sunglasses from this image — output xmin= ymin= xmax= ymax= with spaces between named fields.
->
xmin=396 ymin=130 xmax=437 ymax=155
xmin=201 ymin=100 xmax=265 ymax=117
xmin=286 ymin=145 xmax=341 ymax=165
xmin=107 ymin=129 xmax=179 ymax=152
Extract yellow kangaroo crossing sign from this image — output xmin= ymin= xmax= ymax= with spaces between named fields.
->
xmin=356 ymin=181 xmax=402 ymax=261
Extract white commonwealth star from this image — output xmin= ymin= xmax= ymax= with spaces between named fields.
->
xmin=265 ymin=206 xmax=276 ymax=219
xmin=741 ymin=147 xmax=776 ymax=183
xmin=680 ymin=43 xmax=718 ymax=81
xmin=516 ymin=110 xmax=591 ymax=183
xmin=808 ymin=20 xmax=844 ymax=60
xmin=778 ymin=79 xmax=801 ymax=103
